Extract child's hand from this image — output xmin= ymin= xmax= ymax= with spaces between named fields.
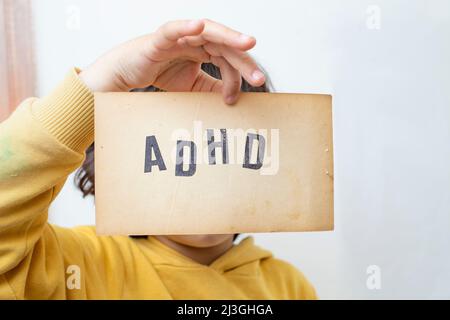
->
xmin=79 ymin=19 xmax=265 ymax=104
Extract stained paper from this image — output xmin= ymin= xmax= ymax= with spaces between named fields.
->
xmin=94 ymin=92 xmax=333 ymax=235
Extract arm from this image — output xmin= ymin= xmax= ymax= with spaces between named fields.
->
xmin=0 ymin=19 xmax=265 ymax=299
xmin=0 ymin=69 xmax=94 ymax=298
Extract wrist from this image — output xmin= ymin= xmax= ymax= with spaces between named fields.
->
xmin=79 ymin=64 xmax=130 ymax=92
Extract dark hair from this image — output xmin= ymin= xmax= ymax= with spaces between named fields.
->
xmin=75 ymin=63 xmax=272 ymax=239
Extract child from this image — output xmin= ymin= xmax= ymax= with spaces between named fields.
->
xmin=0 ymin=19 xmax=316 ymax=299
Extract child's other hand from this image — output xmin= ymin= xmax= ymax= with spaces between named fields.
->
xmin=79 ymin=19 xmax=265 ymax=104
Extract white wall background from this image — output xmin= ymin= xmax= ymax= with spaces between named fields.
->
xmin=31 ymin=0 xmax=450 ymax=299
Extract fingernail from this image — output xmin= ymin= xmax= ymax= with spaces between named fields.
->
xmin=225 ymin=94 xmax=236 ymax=104
xmin=188 ymin=19 xmax=202 ymax=28
xmin=239 ymin=34 xmax=253 ymax=42
xmin=252 ymin=70 xmax=265 ymax=82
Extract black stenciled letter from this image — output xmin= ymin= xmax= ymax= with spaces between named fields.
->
xmin=144 ymin=135 xmax=167 ymax=173
xmin=175 ymin=140 xmax=197 ymax=177
xmin=207 ymin=129 xmax=229 ymax=165
xmin=243 ymin=133 xmax=266 ymax=170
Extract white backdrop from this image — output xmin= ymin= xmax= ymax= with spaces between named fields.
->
xmin=32 ymin=0 xmax=450 ymax=299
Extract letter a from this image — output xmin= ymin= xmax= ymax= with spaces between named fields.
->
xmin=144 ymin=135 xmax=167 ymax=173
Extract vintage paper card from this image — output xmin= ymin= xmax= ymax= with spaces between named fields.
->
xmin=94 ymin=92 xmax=333 ymax=235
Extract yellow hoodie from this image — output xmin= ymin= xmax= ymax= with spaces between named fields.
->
xmin=0 ymin=69 xmax=317 ymax=300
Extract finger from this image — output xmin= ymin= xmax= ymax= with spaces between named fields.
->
xmin=177 ymin=35 xmax=208 ymax=47
xmin=203 ymin=43 xmax=265 ymax=87
xmin=155 ymin=42 xmax=211 ymax=63
xmin=153 ymin=19 xmax=205 ymax=50
xmin=179 ymin=19 xmax=256 ymax=51
xmin=211 ymin=56 xmax=241 ymax=104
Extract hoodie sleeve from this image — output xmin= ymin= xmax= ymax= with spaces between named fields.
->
xmin=0 ymin=69 xmax=95 ymax=298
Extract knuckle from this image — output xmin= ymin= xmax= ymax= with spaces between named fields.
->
xmin=241 ymin=53 xmax=253 ymax=63
xmin=231 ymin=79 xmax=241 ymax=89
